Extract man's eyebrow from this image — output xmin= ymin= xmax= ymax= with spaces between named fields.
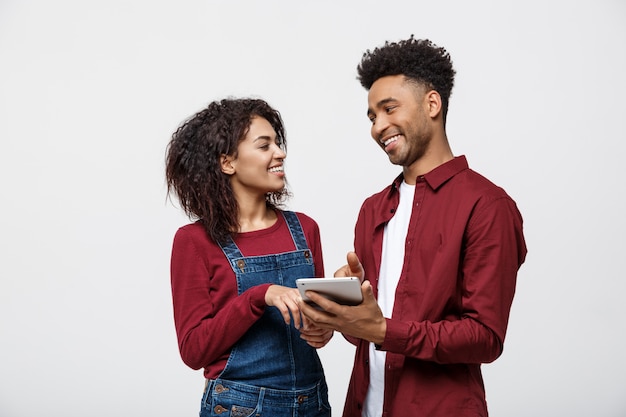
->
xmin=367 ymin=97 xmax=397 ymax=117
xmin=377 ymin=97 xmax=397 ymax=107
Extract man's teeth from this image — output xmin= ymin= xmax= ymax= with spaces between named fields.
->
xmin=382 ymin=135 xmax=400 ymax=147
xmin=269 ymin=166 xmax=283 ymax=173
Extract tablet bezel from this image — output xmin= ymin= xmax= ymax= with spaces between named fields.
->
xmin=295 ymin=277 xmax=363 ymax=306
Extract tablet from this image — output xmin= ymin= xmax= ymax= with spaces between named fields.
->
xmin=296 ymin=277 xmax=363 ymax=306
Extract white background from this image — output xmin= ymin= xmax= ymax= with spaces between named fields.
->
xmin=1 ymin=1 xmax=625 ymax=416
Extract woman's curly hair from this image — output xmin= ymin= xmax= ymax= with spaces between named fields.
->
xmin=165 ymin=98 xmax=289 ymax=243
xmin=357 ymin=35 xmax=456 ymax=123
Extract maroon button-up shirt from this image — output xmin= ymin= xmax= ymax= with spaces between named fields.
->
xmin=342 ymin=156 xmax=527 ymax=417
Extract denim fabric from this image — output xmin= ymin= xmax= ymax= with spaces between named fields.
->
xmin=217 ymin=211 xmax=326 ymax=391
xmin=200 ymin=378 xmax=331 ymax=417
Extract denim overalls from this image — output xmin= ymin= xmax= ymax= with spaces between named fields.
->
xmin=200 ymin=211 xmax=330 ymax=417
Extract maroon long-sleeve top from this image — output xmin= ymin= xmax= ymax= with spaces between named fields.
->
xmin=169 ymin=211 xmax=325 ymax=379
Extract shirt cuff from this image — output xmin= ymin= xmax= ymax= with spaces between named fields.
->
xmin=377 ymin=318 xmax=409 ymax=352
xmin=247 ymin=283 xmax=273 ymax=312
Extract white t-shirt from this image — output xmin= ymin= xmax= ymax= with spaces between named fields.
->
xmin=362 ymin=180 xmax=415 ymax=417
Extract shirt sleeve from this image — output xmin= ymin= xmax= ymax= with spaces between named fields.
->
xmin=170 ymin=227 xmax=271 ymax=370
xmin=380 ymin=196 xmax=527 ymax=364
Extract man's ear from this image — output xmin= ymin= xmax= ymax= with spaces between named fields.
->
xmin=425 ymin=90 xmax=442 ymax=119
xmin=220 ymin=154 xmax=235 ymax=175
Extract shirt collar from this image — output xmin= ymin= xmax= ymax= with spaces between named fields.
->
xmin=391 ymin=155 xmax=469 ymax=192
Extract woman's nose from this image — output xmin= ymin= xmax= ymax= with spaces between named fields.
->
xmin=275 ymin=146 xmax=286 ymax=159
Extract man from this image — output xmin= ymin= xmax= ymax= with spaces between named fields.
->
xmin=298 ymin=36 xmax=527 ymax=417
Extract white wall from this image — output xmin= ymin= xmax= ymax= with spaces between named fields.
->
xmin=1 ymin=1 xmax=625 ymax=416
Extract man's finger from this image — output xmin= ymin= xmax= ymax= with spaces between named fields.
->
xmin=305 ymin=290 xmax=340 ymax=314
xmin=346 ymin=252 xmax=365 ymax=280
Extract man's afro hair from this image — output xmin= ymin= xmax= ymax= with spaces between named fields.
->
xmin=357 ymin=35 xmax=456 ymax=107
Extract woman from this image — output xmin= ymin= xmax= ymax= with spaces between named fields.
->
xmin=165 ymin=98 xmax=332 ymax=417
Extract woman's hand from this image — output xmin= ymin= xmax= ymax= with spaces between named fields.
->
xmin=265 ymin=285 xmax=304 ymax=328
xmin=264 ymin=285 xmax=334 ymax=348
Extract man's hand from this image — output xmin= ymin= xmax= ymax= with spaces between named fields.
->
xmin=299 ymin=318 xmax=334 ymax=348
xmin=298 ymin=280 xmax=386 ymax=345
xmin=334 ymin=251 xmax=365 ymax=282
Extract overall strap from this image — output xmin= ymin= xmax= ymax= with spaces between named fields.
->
xmin=281 ymin=211 xmax=308 ymax=251
xmin=218 ymin=211 xmax=309 ymax=275
xmin=218 ymin=235 xmax=244 ymax=261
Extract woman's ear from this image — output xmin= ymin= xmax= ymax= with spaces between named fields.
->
xmin=220 ymin=154 xmax=235 ymax=175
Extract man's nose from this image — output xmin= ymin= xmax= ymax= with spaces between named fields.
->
xmin=371 ymin=114 xmax=389 ymax=140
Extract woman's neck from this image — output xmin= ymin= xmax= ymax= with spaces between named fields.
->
xmin=237 ymin=197 xmax=277 ymax=233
